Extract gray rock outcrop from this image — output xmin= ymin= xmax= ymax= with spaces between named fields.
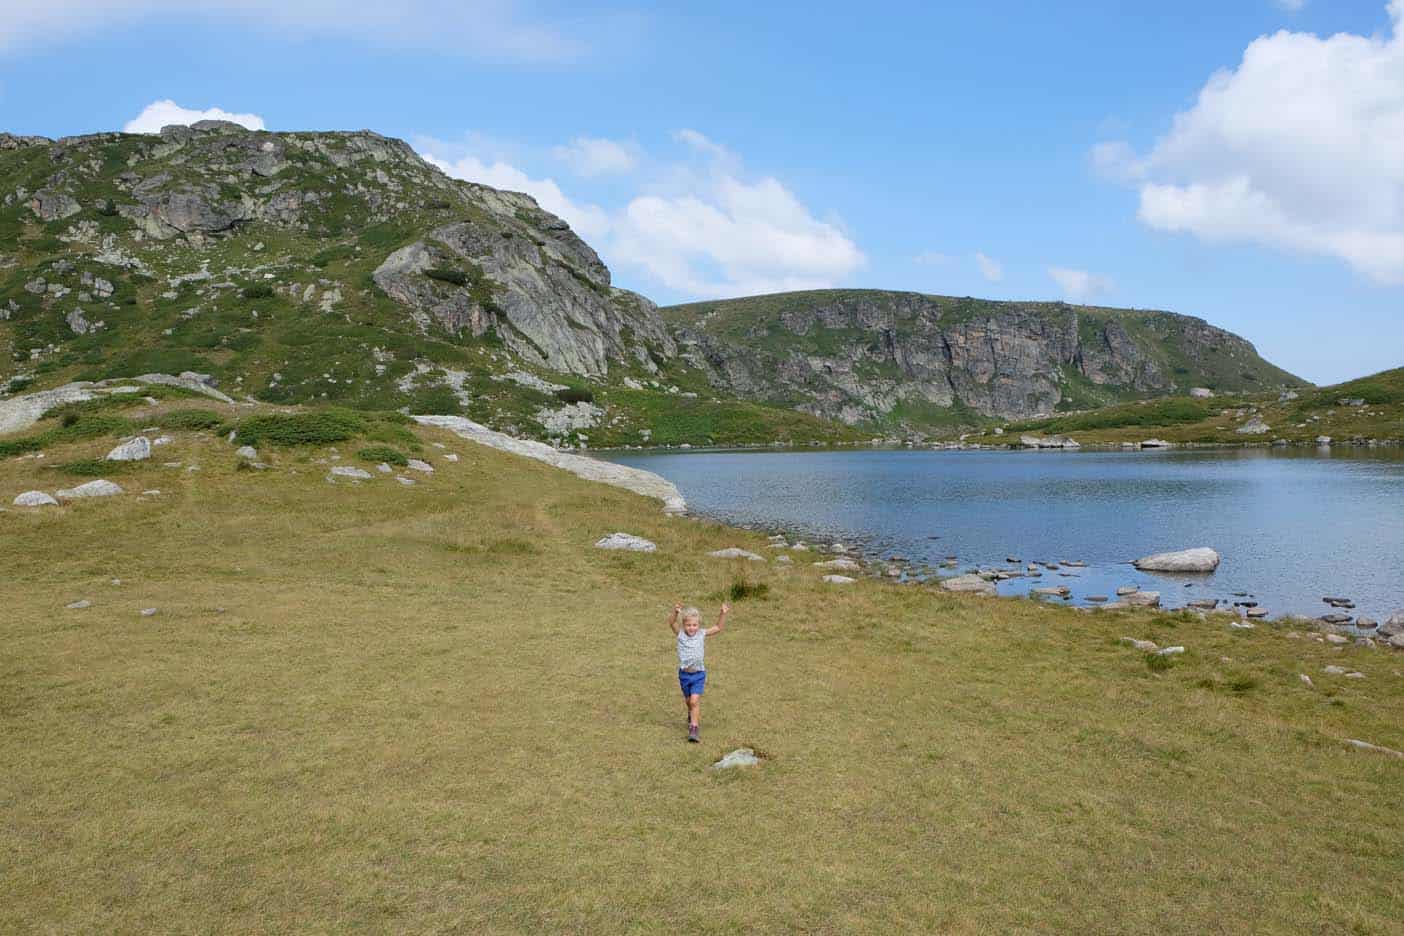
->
xmin=55 ymin=479 xmax=123 ymax=499
xmin=106 ymin=437 xmax=152 ymax=462
xmin=709 ymin=548 xmax=765 ymax=562
xmin=13 ymin=490 xmax=58 ymax=507
xmin=413 ymin=415 xmax=686 ymax=514
xmin=939 ymin=574 xmax=997 ymax=596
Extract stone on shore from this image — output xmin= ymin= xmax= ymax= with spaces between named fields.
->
xmin=1133 ymin=548 xmax=1220 ymax=573
xmin=1187 ymin=598 xmax=1219 ymax=609
xmin=105 ymin=437 xmax=151 ymax=461
xmin=814 ymin=558 xmax=861 ymax=571
xmin=708 ymin=547 xmax=764 ymax=562
xmin=594 ymin=533 xmax=657 ymax=552
xmin=14 ymin=490 xmax=58 ymax=507
xmin=1236 ymin=417 xmax=1271 ymax=435
xmin=1355 ymin=616 xmax=1377 ymax=630
xmin=939 ymin=574 xmax=997 ymax=596
xmin=1122 ymin=591 xmax=1161 ymax=607
xmin=56 ymin=480 xmax=122 ymax=499
xmin=1032 ymin=586 xmax=1071 ymax=598
xmin=1116 ymin=586 xmax=1139 ymax=596
xmin=1378 ymin=612 xmax=1404 ymax=637
xmin=822 ymin=574 xmax=856 ymax=585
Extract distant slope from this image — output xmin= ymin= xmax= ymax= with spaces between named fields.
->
xmin=662 ymin=289 xmax=1307 ymax=424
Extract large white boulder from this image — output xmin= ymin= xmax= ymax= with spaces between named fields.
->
xmin=594 ymin=533 xmax=657 ymax=552
xmin=1133 ymin=548 xmax=1221 ymax=573
xmin=105 ymin=437 xmax=151 ymax=461
xmin=13 ymin=490 xmax=58 ymax=507
xmin=56 ymin=480 xmax=123 ymax=499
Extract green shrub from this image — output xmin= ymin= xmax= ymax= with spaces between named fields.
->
xmin=425 ymin=267 xmax=468 ymax=286
xmin=1145 ymin=652 xmax=1175 ymax=673
xmin=555 ymin=386 xmax=595 ymax=405
xmin=159 ymin=409 xmax=225 ymax=431
xmin=728 ymin=579 xmax=770 ymax=602
xmin=0 ymin=436 xmax=44 ymax=458
xmin=357 ymin=445 xmax=408 ymax=466
xmin=241 ymin=283 xmax=275 ymax=300
xmin=406 ymin=386 xmax=464 ymax=415
xmin=97 ymin=200 xmax=119 ymax=217
xmin=234 ymin=410 xmax=366 ymax=447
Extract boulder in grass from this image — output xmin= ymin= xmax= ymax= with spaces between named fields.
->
xmin=327 ymin=466 xmax=372 ymax=481
xmin=708 ymin=547 xmax=764 ymax=562
xmin=13 ymin=490 xmax=58 ymax=507
xmin=105 ymin=437 xmax=151 ymax=461
xmin=594 ymin=533 xmax=657 ymax=552
xmin=712 ymin=748 xmax=761 ymax=770
xmin=814 ymin=558 xmax=861 ymax=571
xmin=1123 ymin=591 xmax=1162 ymax=608
xmin=235 ymin=445 xmax=258 ymax=460
xmin=56 ymin=480 xmax=123 ymax=499
xmin=407 ymin=459 xmax=434 ymax=473
xmin=1133 ymin=548 xmax=1221 ymax=573
xmin=822 ymin=574 xmax=856 ymax=585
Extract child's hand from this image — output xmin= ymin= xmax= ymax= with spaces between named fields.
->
xmin=674 ymin=602 xmax=683 ymax=614
xmin=720 ymin=602 xmax=731 ymax=615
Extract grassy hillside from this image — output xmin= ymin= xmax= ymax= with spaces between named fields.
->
xmin=985 ymin=366 xmax=1404 ymax=446
xmin=2 ymin=397 xmax=1400 ymax=932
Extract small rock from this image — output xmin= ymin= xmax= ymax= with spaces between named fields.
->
xmin=939 ymin=574 xmax=997 ymax=596
xmin=1123 ymin=591 xmax=1161 ymax=608
xmin=105 ymin=437 xmax=151 ymax=462
xmin=1323 ymin=665 xmax=1347 ymax=675
xmin=708 ymin=548 xmax=765 ymax=562
xmin=1086 ymin=595 xmax=1108 ymax=603
xmin=1344 ymin=671 xmax=1365 ymax=679
xmin=1229 ymin=621 xmax=1254 ymax=629
xmin=593 ymin=533 xmax=657 ymax=552
xmin=712 ymin=748 xmax=761 ymax=770
xmin=1354 ymin=616 xmax=1377 ymax=630
xmin=139 ymin=608 xmax=158 ymax=617
xmin=1116 ymin=586 xmax=1139 ymax=596
xmin=13 ymin=490 xmax=58 ymax=507
xmin=1187 ymin=598 xmax=1219 ymax=609
xmin=235 ymin=445 xmax=258 ymax=460
xmin=1320 ymin=614 xmax=1353 ymax=625
xmin=1245 ymin=607 xmax=1269 ymax=618
xmin=443 ymin=453 xmax=459 ymax=462
xmin=327 ymin=466 xmax=372 ymax=481
xmin=1300 ymin=674 xmax=1313 ymax=688
xmin=1325 ymin=634 xmax=1350 ymax=644
xmin=1032 ymin=586 xmax=1071 ymax=598
xmin=141 ymin=489 xmax=161 ymax=496
xmin=66 ymin=599 xmax=91 ymax=610
xmin=814 ymin=558 xmax=861 ymax=571
xmin=822 ymin=574 xmax=856 ymax=585
xmin=1120 ymin=637 xmax=1158 ymax=652
xmin=1157 ymin=646 xmax=1185 ymax=656
xmin=406 ymin=459 xmax=434 ymax=473
xmin=395 ymin=476 xmax=416 ymax=486
xmin=1343 ymin=739 xmax=1404 ymax=759
xmin=775 ymin=555 xmax=793 ymax=565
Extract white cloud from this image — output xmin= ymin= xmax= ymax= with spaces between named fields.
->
xmin=1047 ymin=266 xmax=1114 ymax=300
xmin=612 ymin=172 xmax=865 ymax=298
xmin=1274 ymin=0 xmax=1306 ymax=12
xmin=0 ymin=1 xmax=583 ymax=63
xmin=552 ymin=137 xmax=637 ymax=176
xmin=975 ymin=252 xmax=1003 ymax=282
xmin=673 ymin=128 xmax=736 ymax=164
xmin=123 ymin=99 xmax=265 ymax=134
xmin=1097 ymin=2 xmax=1404 ymax=284
xmin=421 ymin=152 xmax=611 ymax=240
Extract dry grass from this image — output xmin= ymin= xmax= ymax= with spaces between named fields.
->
xmin=1 ymin=413 xmax=1401 ymax=933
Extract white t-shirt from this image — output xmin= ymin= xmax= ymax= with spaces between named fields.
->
xmin=677 ymin=629 xmax=705 ymax=671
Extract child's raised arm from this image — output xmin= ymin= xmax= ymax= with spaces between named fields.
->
xmin=704 ymin=602 xmax=730 ymax=637
xmin=667 ymin=602 xmax=682 ymax=635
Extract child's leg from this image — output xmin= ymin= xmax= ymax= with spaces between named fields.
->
xmin=687 ymin=693 xmax=701 ymax=728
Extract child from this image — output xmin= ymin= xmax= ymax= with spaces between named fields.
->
xmin=668 ymin=601 xmax=729 ymax=743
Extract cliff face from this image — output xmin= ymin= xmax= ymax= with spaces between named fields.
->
xmin=664 ymin=290 xmax=1305 ymax=423
xmin=0 ymin=122 xmax=673 ymax=393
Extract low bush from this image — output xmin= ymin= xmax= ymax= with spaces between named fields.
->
xmin=234 ymin=410 xmax=366 ymax=447
xmin=357 ymin=445 xmax=408 ymax=466
xmin=241 ymin=283 xmax=275 ymax=300
xmin=728 ymin=579 xmax=770 ymax=602
xmin=159 ymin=409 xmax=225 ymax=431
xmin=56 ymin=458 xmax=130 ymax=477
xmin=555 ymin=386 xmax=595 ymax=405
xmin=425 ymin=267 xmax=468 ymax=287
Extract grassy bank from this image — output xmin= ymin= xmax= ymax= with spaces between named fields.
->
xmin=2 ymin=401 xmax=1401 ymax=933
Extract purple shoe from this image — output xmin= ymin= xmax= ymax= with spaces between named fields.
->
xmin=688 ymin=724 xmax=700 ymax=743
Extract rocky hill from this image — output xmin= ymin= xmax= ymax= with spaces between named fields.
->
xmin=2 ymin=122 xmax=1307 ymax=443
xmin=663 ymin=290 xmax=1307 ymax=423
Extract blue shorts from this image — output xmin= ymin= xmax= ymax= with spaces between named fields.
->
xmin=678 ymin=669 xmax=706 ymax=697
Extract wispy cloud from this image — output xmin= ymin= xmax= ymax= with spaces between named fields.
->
xmin=0 ymin=1 xmax=587 ymax=63
xmin=552 ymin=136 xmax=638 ymax=177
xmin=1047 ymin=266 xmax=1114 ymax=300
xmin=975 ymin=252 xmax=1003 ymax=282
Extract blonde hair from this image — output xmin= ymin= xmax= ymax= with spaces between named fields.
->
xmin=681 ymin=606 xmax=701 ymax=623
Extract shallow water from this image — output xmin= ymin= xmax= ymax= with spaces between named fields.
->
xmin=602 ymin=447 xmax=1404 ymax=622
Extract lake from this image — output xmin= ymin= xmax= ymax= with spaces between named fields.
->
xmin=602 ymin=447 xmax=1404 ymax=623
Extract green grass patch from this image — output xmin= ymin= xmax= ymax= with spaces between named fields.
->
xmin=234 ymin=410 xmax=366 ymax=447
xmin=158 ymin=409 xmax=226 ymax=431
xmin=54 ymin=458 xmax=133 ymax=477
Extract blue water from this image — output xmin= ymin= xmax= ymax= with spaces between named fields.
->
xmin=602 ymin=447 xmax=1404 ymax=622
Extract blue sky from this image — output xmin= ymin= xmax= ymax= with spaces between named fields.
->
xmin=2 ymin=0 xmax=1401 ymax=384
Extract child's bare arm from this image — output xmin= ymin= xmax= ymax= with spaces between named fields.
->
xmin=704 ymin=602 xmax=730 ymax=636
xmin=667 ymin=602 xmax=682 ymax=635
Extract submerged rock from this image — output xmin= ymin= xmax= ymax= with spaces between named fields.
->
xmin=1123 ymin=591 xmax=1162 ymax=608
